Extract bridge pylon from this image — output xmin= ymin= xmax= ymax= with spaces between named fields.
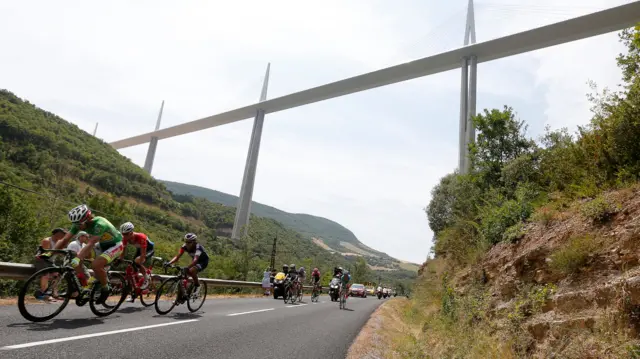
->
xmin=231 ymin=63 xmax=271 ymax=239
xmin=459 ymin=0 xmax=477 ymax=175
xmin=143 ymin=100 xmax=165 ymax=174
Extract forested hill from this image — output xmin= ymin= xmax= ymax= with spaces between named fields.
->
xmin=0 ymin=89 xmax=416 ymax=289
xmin=161 ymin=180 xmax=413 ymax=269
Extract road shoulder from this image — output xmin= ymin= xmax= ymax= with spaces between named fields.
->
xmin=346 ymin=298 xmax=416 ymax=359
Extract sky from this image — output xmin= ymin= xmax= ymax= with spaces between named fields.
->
xmin=0 ymin=0 xmax=632 ymax=264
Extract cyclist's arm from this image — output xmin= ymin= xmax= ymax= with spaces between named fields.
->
xmin=78 ymin=234 xmax=101 ymax=259
xmin=138 ymin=237 xmax=147 ymax=259
xmin=168 ymin=247 xmax=184 ymax=265
xmin=186 ymin=255 xmax=199 ymax=269
xmin=186 ymin=246 xmax=203 ymax=269
xmin=119 ymin=237 xmax=128 ymax=260
xmin=52 ymin=231 xmax=74 ymax=250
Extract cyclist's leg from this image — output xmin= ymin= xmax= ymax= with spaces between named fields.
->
xmin=94 ymin=242 xmax=124 ymax=302
xmin=189 ymin=260 xmax=207 ymax=296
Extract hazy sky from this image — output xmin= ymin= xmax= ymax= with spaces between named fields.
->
xmin=0 ymin=0 xmax=631 ymax=263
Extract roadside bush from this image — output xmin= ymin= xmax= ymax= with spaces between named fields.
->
xmin=580 ymin=194 xmax=621 ymax=224
xmin=549 ymin=235 xmax=599 ymax=274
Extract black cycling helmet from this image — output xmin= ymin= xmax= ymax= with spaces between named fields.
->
xmin=283 ymin=264 xmax=289 ymax=271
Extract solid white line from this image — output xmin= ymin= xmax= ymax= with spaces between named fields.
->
xmin=1 ymin=319 xmax=199 ymax=350
xmin=227 ymin=308 xmax=274 ymax=316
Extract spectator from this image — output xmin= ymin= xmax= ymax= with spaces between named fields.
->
xmin=34 ymin=228 xmax=67 ymax=302
xmin=262 ymin=268 xmax=271 ymax=296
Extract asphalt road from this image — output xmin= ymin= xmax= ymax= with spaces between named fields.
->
xmin=0 ymin=295 xmax=383 ymax=359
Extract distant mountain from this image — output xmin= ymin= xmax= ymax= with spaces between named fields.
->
xmin=161 ymin=180 xmax=420 ymax=272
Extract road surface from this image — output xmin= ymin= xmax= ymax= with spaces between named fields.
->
xmin=0 ymin=295 xmax=383 ymax=358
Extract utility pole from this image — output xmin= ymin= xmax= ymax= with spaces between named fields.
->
xmin=269 ymin=235 xmax=277 ymax=271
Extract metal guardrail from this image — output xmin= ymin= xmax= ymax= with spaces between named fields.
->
xmin=0 ymin=262 xmax=320 ymax=291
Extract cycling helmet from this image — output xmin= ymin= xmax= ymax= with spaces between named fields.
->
xmin=283 ymin=264 xmax=289 ymax=272
xmin=184 ymin=233 xmax=197 ymax=242
xmin=120 ymin=222 xmax=134 ymax=234
xmin=312 ymin=267 xmax=319 ymax=274
xmin=68 ymin=204 xmax=91 ymax=224
xmin=290 ymin=264 xmax=296 ymax=271
xmin=299 ymin=267 xmax=305 ymax=272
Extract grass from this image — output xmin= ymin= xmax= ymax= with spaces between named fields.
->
xmin=549 ymin=235 xmax=599 ymax=274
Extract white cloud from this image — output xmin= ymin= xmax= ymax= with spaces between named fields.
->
xmin=0 ymin=0 xmax=631 ymax=264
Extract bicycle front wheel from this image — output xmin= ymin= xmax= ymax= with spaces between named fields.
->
xmin=18 ymin=267 xmax=73 ymax=322
xmin=187 ymin=282 xmax=207 ymax=312
xmin=155 ymin=277 xmax=179 ymax=315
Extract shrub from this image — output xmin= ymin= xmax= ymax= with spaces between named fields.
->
xmin=579 ymin=194 xmax=621 ymax=224
xmin=549 ymin=235 xmax=599 ymax=274
xmin=531 ymin=205 xmax=558 ymax=227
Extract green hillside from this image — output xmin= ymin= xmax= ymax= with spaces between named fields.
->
xmin=161 ymin=180 xmax=420 ymax=271
xmin=0 ymin=89 xmax=416 ymax=295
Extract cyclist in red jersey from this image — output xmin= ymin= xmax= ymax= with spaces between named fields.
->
xmin=311 ymin=267 xmax=321 ymax=289
xmin=118 ymin=222 xmax=155 ymax=289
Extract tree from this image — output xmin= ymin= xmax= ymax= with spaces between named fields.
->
xmin=352 ymin=256 xmax=371 ymax=283
xmin=470 ymin=106 xmax=536 ymax=188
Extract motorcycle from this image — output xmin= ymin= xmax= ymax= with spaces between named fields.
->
xmin=329 ymin=277 xmax=340 ymax=302
xmin=272 ymin=272 xmax=286 ymax=299
xmin=377 ymin=291 xmax=382 ymax=300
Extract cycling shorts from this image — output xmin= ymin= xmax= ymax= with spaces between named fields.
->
xmin=96 ymin=241 xmax=124 ymax=265
xmin=135 ymin=244 xmax=155 ymax=264
xmin=194 ymin=258 xmax=209 ymax=272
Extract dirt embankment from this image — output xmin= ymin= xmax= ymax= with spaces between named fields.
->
xmin=349 ymin=186 xmax=640 ymax=358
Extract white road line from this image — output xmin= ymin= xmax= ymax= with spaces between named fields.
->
xmin=286 ymin=304 xmax=308 ymax=308
xmin=1 ymin=319 xmax=198 ymax=350
xmin=227 ymin=308 xmax=274 ymax=316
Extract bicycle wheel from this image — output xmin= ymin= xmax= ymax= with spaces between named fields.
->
xmin=341 ymin=291 xmax=347 ymax=310
xmin=155 ymin=277 xmax=179 ymax=315
xmin=139 ymin=281 xmax=156 ymax=307
xmin=187 ymin=282 xmax=207 ymax=312
xmin=18 ymin=267 xmax=73 ymax=322
xmin=89 ymin=272 xmax=127 ymax=317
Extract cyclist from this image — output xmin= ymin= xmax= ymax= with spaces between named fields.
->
xmin=298 ymin=266 xmax=306 ymax=284
xmin=342 ymin=268 xmax=352 ymax=296
xmin=165 ymin=233 xmax=209 ymax=297
xmin=285 ymin=263 xmax=299 ymax=297
xmin=311 ymin=267 xmax=321 ymax=292
xmin=41 ymin=204 xmax=124 ymax=305
xmin=118 ymin=222 xmax=154 ymax=290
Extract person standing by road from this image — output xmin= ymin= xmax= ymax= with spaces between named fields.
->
xmin=262 ymin=268 xmax=271 ymax=296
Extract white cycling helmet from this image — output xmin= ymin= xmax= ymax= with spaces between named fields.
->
xmin=184 ymin=233 xmax=197 ymax=242
xmin=68 ymin=204 xmax=91 ymax=223
xmin=120 ymin=222 xmax=134 ymax=234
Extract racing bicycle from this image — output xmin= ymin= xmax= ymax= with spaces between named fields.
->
xmin=154 ymin=264 xmax=207 ymax=314
xmin=18 ymin=247 xmax=127 ymax=322
xmin=119 ymin=256 xmax=163 ymax=307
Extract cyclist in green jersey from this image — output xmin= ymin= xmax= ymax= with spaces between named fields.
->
xmin=41 ymin=204 xmax=124 ymax=304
